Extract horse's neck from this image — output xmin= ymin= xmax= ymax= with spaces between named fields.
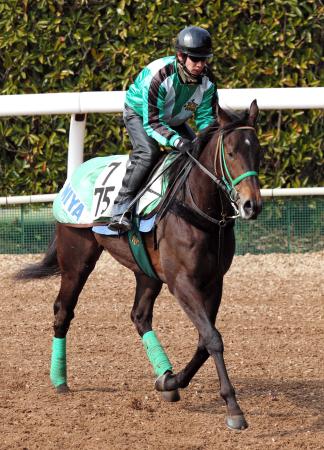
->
xmin=186 ymin=137 xmax=231 ymax=217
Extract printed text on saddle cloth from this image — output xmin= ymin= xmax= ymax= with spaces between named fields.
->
xmin=53 ymin=156 xmax=128 ymax=225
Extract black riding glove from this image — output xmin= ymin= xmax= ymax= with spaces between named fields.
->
xmin=174 ymin=138 xmax=194 ymax=155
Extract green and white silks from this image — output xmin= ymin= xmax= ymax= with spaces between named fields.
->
xmin=142 ymin=330 xmax=172 ymax=377
xmin=50 ymin=337 xmax=67 ymax=387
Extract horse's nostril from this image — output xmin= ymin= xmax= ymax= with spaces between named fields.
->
xmin=241 ymin=199 xmax=257 ymax=220
xmin=243 ymin=200 xmax=253 ymax=213
xmin=240 ymin=198 xmax=262 ymax=220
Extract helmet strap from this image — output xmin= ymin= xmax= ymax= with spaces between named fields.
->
xmin=176 ymin=57 xmax=202 ymax=84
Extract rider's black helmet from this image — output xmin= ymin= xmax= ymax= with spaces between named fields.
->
xmin=175 ymin=26 xmax=212 ymax=58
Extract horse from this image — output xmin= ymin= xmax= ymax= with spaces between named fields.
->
xmin=16 ymin=100 xmax=262 ymax=431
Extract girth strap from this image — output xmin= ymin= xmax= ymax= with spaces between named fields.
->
xmin=128 ymin=219 xmax=159 ymax=279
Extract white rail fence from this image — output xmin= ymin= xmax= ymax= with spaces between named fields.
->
xmin=0 ymin=87 xmax=323 ymax=205
xmin=1 ymin=187 xmax=324 ymax=207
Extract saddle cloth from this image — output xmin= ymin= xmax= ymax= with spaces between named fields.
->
xmin=53 ymin=153 xmax=175 ymax=226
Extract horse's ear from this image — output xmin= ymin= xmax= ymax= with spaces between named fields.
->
xmin=248 ymin=99 xmax=259 ymax=127
xmin=216 ymin=103 xmax=232 ymax=126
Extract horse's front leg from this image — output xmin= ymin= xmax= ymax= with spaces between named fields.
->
xmin=166 ymin=276 xmax=247 ymax=430
xmin=160 ymin=277 xmax=223 ymax=390
xmin=131 ymin=272 xmax=180 ymax=402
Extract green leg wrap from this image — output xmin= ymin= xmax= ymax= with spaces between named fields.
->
xmin=142 ymin=330 xmax=172 ymax=377
xmin=50 ymin=337 xmax=67 ymax=387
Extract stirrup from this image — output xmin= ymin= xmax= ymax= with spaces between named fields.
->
xmin=108 ymin=212 xmax=132 ymax=233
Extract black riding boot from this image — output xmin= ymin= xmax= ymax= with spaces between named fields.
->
xmin=108 ymin=158 xmax=152 ymax=233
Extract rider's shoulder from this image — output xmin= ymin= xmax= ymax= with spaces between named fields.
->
xmin=146 ymin=56 xmax=176 ymax=74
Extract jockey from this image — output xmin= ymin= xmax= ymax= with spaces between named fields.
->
xmin=109 ymin=25 xmax=218 ymax=232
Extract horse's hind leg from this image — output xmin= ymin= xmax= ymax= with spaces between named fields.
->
xmin=54 ymin=226 xmax=103 ymax=337
xmin=51 ymin=225 xmax=103 ymax=392
xmin=131 ymin=273 xmax=180 ymax=402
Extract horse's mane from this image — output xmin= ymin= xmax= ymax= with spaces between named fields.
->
xmin=167 ymin=108 xmax=250 ymax=186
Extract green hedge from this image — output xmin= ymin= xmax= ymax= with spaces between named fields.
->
xmin=0 ymin=0 xmax=323 ymax=195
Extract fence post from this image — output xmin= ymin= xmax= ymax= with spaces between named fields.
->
xmin=20 ymin=204 xmax=25 ymax=252
xmin=287 ymin=201 xmax=291 ymax=253
xmin=67 ymin=113 xmax=87 ymax=178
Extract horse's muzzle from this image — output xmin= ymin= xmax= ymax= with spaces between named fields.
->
xmin=235 ymin=177 xmax=262 ymax=220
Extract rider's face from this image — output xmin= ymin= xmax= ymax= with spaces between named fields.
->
xmin=177 ymin=52 xmax=208 ymax=77
xmin=184 ymin=55 xmax=207 ymax=76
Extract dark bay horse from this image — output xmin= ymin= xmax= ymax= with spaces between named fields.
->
xmin=16 ymin=100 xmax=262 ymax=430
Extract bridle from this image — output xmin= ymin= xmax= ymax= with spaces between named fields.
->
xmin=185 ymin=125 xmax=259 ymax=226
xmin=124 ymin=125 xmax=259 ymax=230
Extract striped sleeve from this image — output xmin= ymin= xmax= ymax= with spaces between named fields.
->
xmin=195 ymin=83 xmax=218 ymax=131
xmin=142 ymin=64 xmax=181 ymax=148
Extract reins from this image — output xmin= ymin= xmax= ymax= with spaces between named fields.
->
xmin=121 ymin=125 xmax=258 ymax=232
xmin=120 ymin=152 xmax=183 ymax=217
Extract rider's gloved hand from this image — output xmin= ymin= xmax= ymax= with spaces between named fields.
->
xmin=174 ymin=138 xmax=194 ymax=155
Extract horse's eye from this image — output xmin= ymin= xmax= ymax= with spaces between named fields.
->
xmin=227 ymin=151 xmax=234 ymax=159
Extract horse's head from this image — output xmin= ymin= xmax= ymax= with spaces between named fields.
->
xmin=215 ymin=100 xmax=262 ymax=220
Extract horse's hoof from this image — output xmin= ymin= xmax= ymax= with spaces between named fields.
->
xmin=155 ymin=372 xmax=180 ymax=402
xmin=56 ymin=383 xmax=70 ymax=394
xmin=226 ymin=414 xmax=248 ymax=430
xmin=155 ymin=372 xmax=173 ymax=392
xmin=162 ymin=389 xmax=180 ymax=402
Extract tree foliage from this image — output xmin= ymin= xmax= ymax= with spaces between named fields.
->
xmin=0 ymin=0 xmax=322 ymax=195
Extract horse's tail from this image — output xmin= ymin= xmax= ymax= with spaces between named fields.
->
xmin=15 ymin=233 xmax=61 ymax=280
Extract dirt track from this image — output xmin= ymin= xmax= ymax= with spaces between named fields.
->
xmin=1 ymin=251 xmax=323 ymax=450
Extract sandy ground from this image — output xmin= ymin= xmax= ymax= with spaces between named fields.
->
xmin=0 ymin=251 xmax=323 ymax=450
